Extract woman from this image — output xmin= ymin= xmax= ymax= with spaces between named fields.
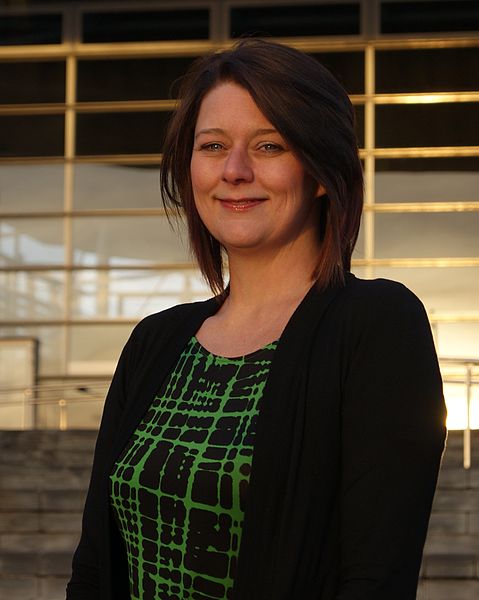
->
xmin=67 ymin=39 xmax=446 ymax=600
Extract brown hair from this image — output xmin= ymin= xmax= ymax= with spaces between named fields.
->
xmin=160 ymin=38 xmax=363 ymax=295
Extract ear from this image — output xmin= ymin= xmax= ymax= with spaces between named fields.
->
xmin=315 ymin=183 xmax=327 ymax=198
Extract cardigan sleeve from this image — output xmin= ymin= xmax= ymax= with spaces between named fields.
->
xmin=337 ymin=281 xmax=446 ymax=600
xmin=66 ymin=328 xmax=137 ymax=600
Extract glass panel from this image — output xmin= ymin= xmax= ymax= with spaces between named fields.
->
xmin=0 ymin=326 xmax=64 ymax=376
xmin=375 ymin=158 xmax=479 ymax=203
xmin=310 ymin=51 xmax=364 ymax=95
xmin=76 ymin=112 xmax=171 ymax=156
xmin=435 ymin=322 xmax=479 ymax=359
xmin=0 ymin=61 xmax=65 ymax=104
xmin=0 ymin=338 xmax=37 ymax=430
xmin=0 ymin=14 xmax=62 ymax=45
xmin=0 ymin=115 xmax=64 ymax=158
xmin=0 ymin=164 xmax=64 ymax=212
xmin=230 ymin=3 xmax=360 ymax=37
xmin=377 ymin=48 xmax=479 ymax=93
xmin=77 ymin=57 xmax=197 ymax=102
xmin=351 ymin=216 xmax=365 ymax=260
xmin=375 ymin=212 xmax=479 ymax=258
xmin=365 ymin=267 xmax=479 ymax=313
xmin=69 ymin=324 xmax=134 ymax=375
xmin=82 ymin=9 xmax=209 ymax=42
xmin=0 ymin=271 xmax=64 ymax=320
xmin=73 ymin=163 xmax=161 ymax=210
xmin=72 ymin=269 xmax=210 ymax=319
xmin=376 ymin=103 xmax=479 ymax=148
xmin=72 ymin=216 xmax=190 ymax=266
xmin=381 ymin=1 xmax=479 ymax=34
xmin=442 ymin=379 xmax=479 ymax=430
xmin=0 ymin=218 xmax=64 ymax=266
xmin=355 ymin=105 xmax=364 ymax=148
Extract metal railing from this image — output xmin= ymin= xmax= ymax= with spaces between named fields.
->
xmin=440 ymin=358 xmax=479 ymax=469
xmin=0 ymin=380 xmax=109 ymax=431
xmin=0 ymin=359 xmax=477 ymax=468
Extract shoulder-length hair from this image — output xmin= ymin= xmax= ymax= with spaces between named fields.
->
xmin=160 ymin=38 xmax=363 ymax=296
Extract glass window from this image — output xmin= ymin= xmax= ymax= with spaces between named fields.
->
xmin=376 ymin=48 xmax=479 ymax=93
xmin=0 ymin=218 xmax=64 ymax=267
xmin=0 ymin=326 xmax=65 ymax=376
xmin=375 ymin=158 xmax=479 ymax=203
xmin=435 ymin=322 xmax=479 ymax=359
xmin=442 ymin=376 xmax=479 ymax=430
xmin=77 ymin=57 xmax=197 ymax=102
xmin=230 ymin=3 xmax=360 ymax=37
xmin=355 ymin=105 xmax=364 ymax=148
xmin=367 ymin=267 xmax=479 ymax=313
xmin=72 ymin=268 xmax=209 ymax=319
xmin=0 ymin=14 xmax=62 ymax=45
xmin=73 ymin=163 xmax=162 ymax=210
xmin=381 ymin=1 xmax=479 ymax=34
xmin=76 ymin=112 xmax=172 ymax=156
xmin=72 ymin=216 xmax=190 ymax=266
xmin=374 ymin=212 xmax=479 ymax=258
xmin=0 ymin=164 xmax=64 ymax=212
xmin=310 ymin=51 xmax=364 ymax=95
xmin=0 ymin=270 xmax=64 ymax=321
xmin=82 ymin=9 xmax=209 ymax=42
xmin=69 ymin=324 xmax=134 ymax=372
xmin=0 ymin=115 xmax=64 ymax=157
xmin=376 ymin=103 xmax=479 ymax=148
xmin=0 ymin=61 xmax=65 ymax=104
xmin=0 ymin=338 xmax=37 ymax=429
xmin=352 ymin=216 xmax=365 ymax=260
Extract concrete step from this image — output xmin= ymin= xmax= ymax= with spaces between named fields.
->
xmin=417 ymin=578 xmax=479 ymax=600
xmin=421 ymin=554 xmax=478 ymax=579
xmin=0 ymin=430 xmax=477 ymax=599
xmin=0 ymin=489 xmax=87 ymax=512
xmin=0 ymin=511 xmax=82 ymax=533
xmin=0 ymin=575 xmax=68 ymax=600
xmin=0 ymin=551 xmax=72 ymax=576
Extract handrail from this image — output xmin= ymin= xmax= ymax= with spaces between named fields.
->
xmin=440 ymin=358 xmax=478 ymax=469
xmin=0 ymin=381 xmax=109 ymax=431
xmin=0 ymin=360 xmax=477 ymax=468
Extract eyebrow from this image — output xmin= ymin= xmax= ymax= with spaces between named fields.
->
xmin=194 ymin=127 xmax=278 ymax=140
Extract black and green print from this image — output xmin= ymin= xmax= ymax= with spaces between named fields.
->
xmin=110 ymin=336 xmax=276 ymax=600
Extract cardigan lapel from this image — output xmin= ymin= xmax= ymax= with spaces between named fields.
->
xmin=232 ymin=280 xmax=346 ymax=600
xmin=108 ymin=297 xmax=221 ymax=481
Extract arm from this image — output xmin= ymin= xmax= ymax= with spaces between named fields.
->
xmin=337 ymin=282 xmax=446 ymax=599
xmin=66 ymin=331 xmax=136 ymax=599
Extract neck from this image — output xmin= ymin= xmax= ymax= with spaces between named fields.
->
xmin=224 ymin=237 xmax=320 ymax=314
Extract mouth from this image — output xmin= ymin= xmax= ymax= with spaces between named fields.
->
xmin=216 ymin=197 xmax=266 ymax=211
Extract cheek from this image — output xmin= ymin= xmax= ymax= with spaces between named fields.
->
xmin=189 ymin=159 xmax=202 ymax=194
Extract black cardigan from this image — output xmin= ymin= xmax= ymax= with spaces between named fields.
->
xmin=67 ymin=274 xmax=446 ymax=600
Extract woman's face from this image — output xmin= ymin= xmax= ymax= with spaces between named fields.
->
xmin=190 ymin=81 xmax=323 ymax=255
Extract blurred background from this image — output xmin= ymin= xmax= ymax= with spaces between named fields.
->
xmin=0 ymin=0 xmax=478 ymax=599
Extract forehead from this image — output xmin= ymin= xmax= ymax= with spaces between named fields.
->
xmin=195 ymin=81 xmax=273 ymax=131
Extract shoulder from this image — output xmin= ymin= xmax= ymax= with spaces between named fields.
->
xmin=323 ymin=273 xmax=432 ymax=344
xmin=340 ymin=273 xmax=427 ymax=320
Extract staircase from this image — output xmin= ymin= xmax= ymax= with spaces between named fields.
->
xmin=0 ymin=430 xmax=477 ymax=600
xmin=418 ymin=430 xmax=479 ymax=600
xmin=0 ymin=431 xmax=95 ymax=600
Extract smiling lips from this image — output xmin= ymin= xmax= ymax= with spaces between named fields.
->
xmin=217 ymin=197 xmax=266 ymax=211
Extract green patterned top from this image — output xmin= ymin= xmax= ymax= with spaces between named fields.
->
xmin=109 ymin=335 xmax=277 ymax=600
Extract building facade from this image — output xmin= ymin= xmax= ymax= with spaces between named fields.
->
xmin=0 ymin=0 xmax=478 ymax=428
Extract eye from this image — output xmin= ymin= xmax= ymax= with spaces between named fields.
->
xmin=200 ymin=142 xmax=224 ymax=152
xmin=258 ymin=142 xmax=283 ymax=153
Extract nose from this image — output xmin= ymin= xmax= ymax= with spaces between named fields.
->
xmin=222 ymin=146 xmax=254 ymax=184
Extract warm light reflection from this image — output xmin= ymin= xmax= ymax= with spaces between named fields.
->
xmin=443 ymin=382 xmax=479 ymax=430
